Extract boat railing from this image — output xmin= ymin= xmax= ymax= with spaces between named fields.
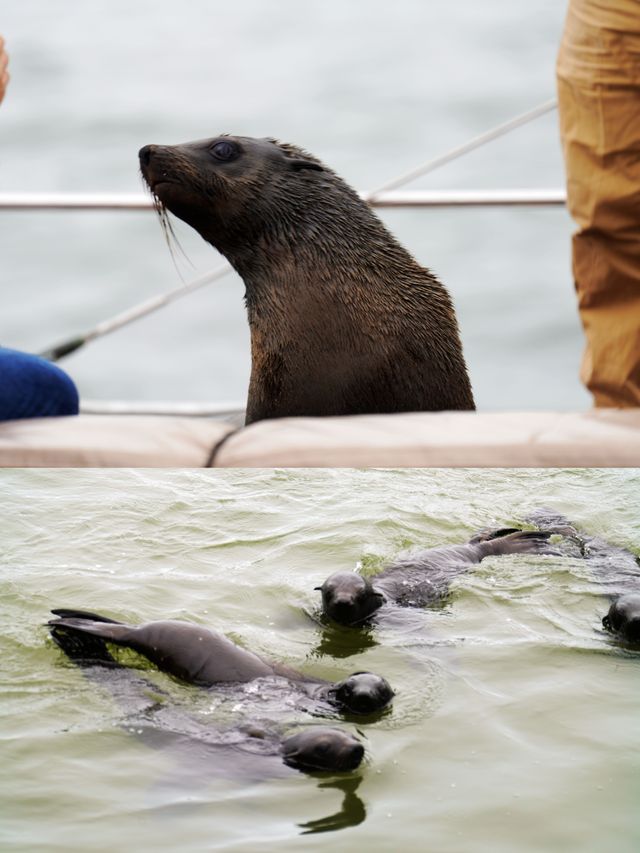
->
xmin=0 ymin=188 xmax=566 ymax=210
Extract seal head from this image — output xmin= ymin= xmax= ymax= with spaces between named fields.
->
xmin=603 ymin=594 xmax=640 ymax=643
xmin=280 ymin=727 xmax=365 ymax=773
xmin=328 ymin=671 xmax=394 ymax=715
xmin=316 ymin=572 xmax=386 ymax=626
xmin=139 ymin=135 xmax=324 ymax=258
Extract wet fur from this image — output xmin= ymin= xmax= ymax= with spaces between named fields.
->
xmin=48 ymin=611 xmax=392 ymax=715
xmin=139 ymin=135 xmax=474 ymax=423
xmin=319 ymin=529 xmax=556 ymax=625
xmin=525 ymin=509 xmax=640 ymax=645
xmin=375 ymin=530 xmax=555 ymax=607
xmin=48 ymin=613 xmax=366 ymax=775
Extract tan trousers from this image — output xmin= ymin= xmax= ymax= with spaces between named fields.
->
xmin=557 ymin=0 xmax=640 ymax=406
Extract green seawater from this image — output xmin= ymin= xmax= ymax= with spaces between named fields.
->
xmin=1 ymin=468 xmax=639 ymax=852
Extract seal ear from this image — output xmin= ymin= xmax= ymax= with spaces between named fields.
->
xmin=314 ymin=585 xmax=323 ymax=591
xmin=288 ymin=158 xmax=324 ymax=172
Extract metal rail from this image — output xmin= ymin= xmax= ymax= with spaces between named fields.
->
xmin=80 ymin=399 xmax=245 ymax=417
xmin=366 ymin=189 xmax=566 ymax=208
xmin=0 ymin=189 xmax=566 ymax=211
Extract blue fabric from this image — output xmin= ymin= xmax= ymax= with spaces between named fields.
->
xmin=0 ymin=348 xmax=79 ymax=421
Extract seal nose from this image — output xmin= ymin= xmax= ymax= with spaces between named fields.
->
xmin=350 ymin=690 xmax=377 ymax=714
xmin=138 ymin=144 xmax=156 ymax=168
xmin=345 ymin=742 xmax=365 ymax=770
xmin=624 ymin=617 xmax=640 ymax=643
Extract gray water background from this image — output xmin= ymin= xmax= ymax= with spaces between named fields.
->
xmin=0 ymin=1 xmax=590 ymax=411
xmin=1 ymin=468 xmax=639 ymax=851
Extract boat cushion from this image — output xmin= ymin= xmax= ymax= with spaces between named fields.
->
xmin=213 ymin=410 xmax=640 ymax=467
xmin=0 ymin=414 xmax=232 ymax=467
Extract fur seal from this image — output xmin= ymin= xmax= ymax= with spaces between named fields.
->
xmin=139 ymin=134 xmax=474 ymax=423
xmin=316 ymin=528 xmax=556 ymax=626
xmin=48 ymin=615 xmax=365 ymax=774
xmin=603 ymin=595 xmax=640 ymax=644
xmin=524 ymin=509 xmax=640 ymax=645
xmin=280 ymin=727 xmax=364 ymax=773
xmin=48 ymin=609 xmax=393 ymax=716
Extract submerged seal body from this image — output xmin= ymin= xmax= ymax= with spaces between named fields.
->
xmin=139 ymin=134 xmax=474 ymax=423
xmin=48 ymin=609 xmax=393 ymax=716
xmin=317 ymin=528 xmax=556 ymax=626
xmin=48 ymin=616 xmax=365 ymax=775
xmin=524 ymin=509 xmax=640 ymax=645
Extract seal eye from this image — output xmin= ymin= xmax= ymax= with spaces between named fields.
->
xmin=210 ymin=141 xmax=238 ymax=162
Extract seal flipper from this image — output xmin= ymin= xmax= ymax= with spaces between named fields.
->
xmin=51 ymin=608 xmax=123 ymax=624
xmin=479 ymin=529 xmax=557 ymax=558
xmin=49 ymin=623 xmax=119 ymax=668
xmin=48 ymin=611 xmax=134 ymax=646
xmin=468 ymin=528 xmax=523 ymax=544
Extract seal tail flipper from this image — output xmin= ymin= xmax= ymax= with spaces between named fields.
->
xmin=468 ymin=528 xmax=523 ymax=544
xmin=480 ymin=529 xmax=558 ymax=557
xmin=49 ymin=623 xmax=119 ymax=668
xmin=51 ymin=608 xmax=123 ymax=624
xmin=48 ymin=611 xmax=133 ymax=645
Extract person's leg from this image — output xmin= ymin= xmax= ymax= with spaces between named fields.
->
xmin=0 ymin=348 xmax=79 ymax=420
xmin=557 ymin=0 xmax=640 ymax=406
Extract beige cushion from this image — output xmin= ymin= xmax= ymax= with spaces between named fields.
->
xmin=2 ymin=409 xmax=639 ymax=468
xmin=0 ymin=415 xmax=233 ymax=467
xmin=213 ymin=410 xmax=640 ymax=467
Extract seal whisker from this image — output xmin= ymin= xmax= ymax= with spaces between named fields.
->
xmin=153 ymin=195 xmax=193 ymax=278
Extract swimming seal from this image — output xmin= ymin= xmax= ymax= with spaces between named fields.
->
xmin=48 ymin=609 xmax=393 ymax=716
xmin=603 ymin=595 xmax=640 ymax=644
xmin=48 ymin=616 xmax=365 ymax=775
xmin=316 ymin=528 xmax=556 ymax=626
xmin=524 ymin=509 xmax=640 ymax=645
xmin=138 ymin=134 xmax=474 ymax=423
xmin=280 ymin=727 xmax=364 ymax=773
